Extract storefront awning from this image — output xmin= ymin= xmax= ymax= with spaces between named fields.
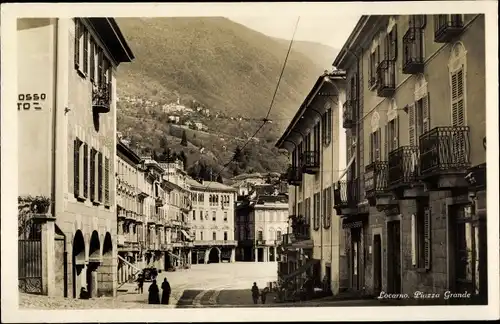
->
xmin=283 ymin=259 xmax=320 ymax=281
xmin=168 ymin=251 xmax=181 ymax=259
xmin=180 ymin=229 xmax=193 ymax=241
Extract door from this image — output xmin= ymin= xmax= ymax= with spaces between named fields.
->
xmin=373 ymin=234 xmax=382 ymax=294
xmin=351 ymin=228 xmax=361 ymax=290
xmin=387 ymin=221 xmax=401 ymax=294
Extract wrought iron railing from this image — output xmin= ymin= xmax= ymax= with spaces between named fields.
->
xmin=301 ymin=151 xmax=319 ymax=170
xmin=402 ymin=27 xmax=424 ymax=74
xmin=388 ymin=146 xmax=420 ymax=187
xmin=434 ymin=14 xmax=464 ymax=43
xmin=364 ymin=161 xmax=389 ymax=194
xmin=92 ymin=82 xmax=112 ymax=112
xmin=342 ymin=99 xmax=357 ymax=128
xmin=376 ymin=59 xmax=396 ymax=97
xmin=333 ymin=178 xmax=359 ymax=209
xmin=286 ymin=165 xmax=302 ymax=185
xmin=419 ymin=126 xmax=470 ymax=175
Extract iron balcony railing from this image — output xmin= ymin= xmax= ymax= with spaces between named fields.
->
xmin=364 ymin=161 xmax=389 ymax=195
xmin=342 ymin=99 xmax=357 ymax=129
xmin=402 ymin=27 xmax=425 ymax=74
xmin=388 ymin=146 xmax=420 ymax=187
xmin=333 ymin=178 xmax=359 ymax=209
xmin=376 ymin=59 xmax=396 ymax=97
xmin=434 ymin=14 xmax=464 ymax=43
xmin=290 ymin=215 xmax=311 ymax=241
xmin=301 ymin=151 xmax=319 ymax=173
xmin=419 ymin=126 xmax=470 ymax=176
xmin=286 ymin=165 xmax=302 ymax=185
xmin=92 ymin=82 xmax=112 ymax=113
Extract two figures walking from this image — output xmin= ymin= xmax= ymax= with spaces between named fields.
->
xmin=251 ymin=282 xmax=269 ymax=305
xmin=148 ymin=278 xmax=172 ymax=305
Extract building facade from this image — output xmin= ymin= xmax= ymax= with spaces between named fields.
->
xmin=235 ymin=184 xmax=289 ymax=262
xmin=17 ymin=18 xmax=134 ymax=298
xmin=332 ymin=14 xmax=486 ymax=304
xmin=275 ymin=71 xmax=346 ymax=297
xmin=187 ymin=178 xmax=237 ymax=264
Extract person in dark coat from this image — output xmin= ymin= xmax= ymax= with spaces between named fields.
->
xmin=161 ymin=278 xmax=171 ymax=305
xmin=148 ymin=279 xmax=160 ymax=304
xmin=136 ymin=273 xmax=144 ymax=294
xmin=261 ymin=287 xmax=269 ymax=304
xmin=251 ymin=282 xmax=260 ymax=304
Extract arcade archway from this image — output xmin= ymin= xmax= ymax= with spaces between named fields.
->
xmin=87 ymin=231 xmax=101 ymax=297
xmin=72 ymin=230 xmax=85 ymax=298
xmin=97 ymin=232 xmax=113 ymax=297
xmin=207 ymin=247 xmax=220 ymax=264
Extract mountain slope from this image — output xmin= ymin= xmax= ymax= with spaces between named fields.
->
xmin=115 ymin=17 xmax=338 ymax=178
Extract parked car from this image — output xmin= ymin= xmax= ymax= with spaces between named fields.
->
xmin=142 ymin=267 xmax=158 ymax=281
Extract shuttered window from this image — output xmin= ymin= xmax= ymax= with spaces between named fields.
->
xmin=83 ymin=29 xmax=89 ymax=74
xmin=386 ymin=26 xmax=398 ymax=61
xmin=73 ymin=139 xmax=82 ymax=198
xmin=451 ymin=69 xmax=465 ymax=126
xmin=314 ymin=123 xmax=320 ymax=153
xmin=322 ymin=188 xmax=327 ymax=229
xmin=74 ymin=19 xmax=81 ymax=69
xmin=90 ymin=37 xmax=95 ymax=81
xmin=104 ymin=156 xmax=110 ymax=206
xmin=83 ymin=143 xmax=89 ymax=198
xmin=423 ymin=206 xmax=431 ymax=270
xmin=313 ymin=193 xmax=320 ymax=231
xmin=90 ymin=148 xmax=96 ymax=201
xmin=412 ymin=94 xmax=431 ymax=147
xmin=323 ymin=187 xmax=332 ymax=229
xmin=98 ymin=152 xmax=103 ymax=202
xmin=414 ymin=200 xmax=431 ymax=270
xmin=370 ymin=128 xmax=382 ymax=163
xmin=385 ymin=117 xmax=399 ymax=159
xmin=97 ymin=49 xmax=104 ymax=86
xmin=322 ymin=109 xmax=332 ymax=146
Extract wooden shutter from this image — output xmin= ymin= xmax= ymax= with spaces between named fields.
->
xmin=104 ymin=157 xmax=110 ymax=206
xmin=411 ymin=214 xmax=417 ymax=266
xmin=74 ymin=139 xmax=81 ymax=197
xmin=90 ymin=38 xmax=95 ymax=81
xmin=422 ymin=93 xmax=431 ymax=133
xmin=391 ymin=26 xmax=398 ymax=60
xmin=90 ymin=148 xmax=96 ymax=201
xmin=74 ymin=19 xmax=80 ymax=69
xmin=424 ymin=206 xmax=431 ymax=270
xmin=408 ymin=103 xmax=416 ymax=146
xmin=83 ymin=143 xmax=89 ymax=198
xmin=328 ymin=109 xmax=332 ymax=142
xmin=451 ymin=69 xmax=465 ymax=126
xmin=394 ymin=116 xmax=400 ymax=149
xmin=384 ymin=123 xmax=389 ymax=160
xmin=98 ymin=152 xmax=103 ymax=202
xmin=97 ymin=50 xmax=104 ymax=86
xmin=83 ymin=28 xmax=89 ymax=74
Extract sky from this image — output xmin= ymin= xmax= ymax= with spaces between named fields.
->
xmin=228 ymin=15 xmax=360 ymax=50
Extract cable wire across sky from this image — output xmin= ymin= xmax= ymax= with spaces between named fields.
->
xmin=203 ymin=16 xmax=301 ymax=191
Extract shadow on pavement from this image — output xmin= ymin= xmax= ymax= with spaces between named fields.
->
xmin=175 ymin=290 xmax=204 ymax=308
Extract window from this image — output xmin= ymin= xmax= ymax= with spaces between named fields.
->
xmin=277 ymin=231 xmax=282 ymax=241
xmin=224 ymin=232 xmax=228 ymax=241
xmin=82 ymin=143 xmax=89 ymax=198
xmin=82 ymin=28 xmax=89 ymax=74
xmin=313 ymin=123 xmax=320 ymax=153
xmin=199 ymin=210 xmax=203 ymax=221
xmin=369 ymin=51 xmax=377 ymax=87
xmin=74 ymin=19 xmax=83 ymax=70
xmin=90 ymin=37 xmax=96 ymax=81
xmin=323 ymin=187 xmax=332 ymax=229
xmin=409 ymin=94 xmax=430 ymax=145
xmin=385 ymin=27 xmax=398 ymax=61
xmin=257 ymin=230 xmax=263 ymax=241
xmin=212 ymin=232 xmax=217 ymax=241
xmin=198 ymin=193 xmax=204 ymax=202
xmin=90 ymin=148 xmax=96 ymax=201
xmin=224 ymin=212 xmax=228 ymax=222
xmin=73 ymin=139 xmax=83 ymax=198
xmin=313 ymin=193 xmax=320 ymax=231
xmin=451 ymin=68 xmax=465 ymax=126
xmin=212 ymin=211 xmax=216 ymax=221
xmin=104 ymin=156 xmax=110 ymax=206
xmin=370 ymin=128 xmax=382 ymax=163
xmin=385 ymin=118 xmax=399 ymax=158
xmin=193 ymin=210 xmax=196 ymax=220
xmin=411 ymin=201 xmax=431 ymax=269
xmin=200 ymin=232 xmax=203 ymax=241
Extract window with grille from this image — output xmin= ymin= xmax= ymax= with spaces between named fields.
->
xmin=104 ymin=156 xmax=110 ymax=206
xmin=73 ymin=138 xmax=82 ymax=198
xmin=369 ymin=128 xmax=382 ymax=163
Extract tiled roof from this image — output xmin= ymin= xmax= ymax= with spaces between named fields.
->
xmin=186 ymin=177 xmax=237 ymax=192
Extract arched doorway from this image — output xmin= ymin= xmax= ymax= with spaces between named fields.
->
xmin=207 ymin=247 xmax=220 ymax=264
xmin=97 ymin=232 xmax=113 ymax=297
xmin=87 ymin=231 xmax=101 ymax=298
xmin=72 ymin=230 xmax=85 ymax=298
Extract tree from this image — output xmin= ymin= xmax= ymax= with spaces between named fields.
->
xmin=181 ymin=130 xmax=188 ymax=146
xmin=159 ymin=137 xmax=168 ymax=151
xmin=179 ymin=150 xmax=187 ymax=168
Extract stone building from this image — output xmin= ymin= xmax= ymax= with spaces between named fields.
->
xmin=275 ymin=71 xmax=346 ymax=297
xmin=332 ymin=14 xmax=486 ymax=303
xmin=17 ymin=18 xmax=134 ymax=298
xmin=187 ymin=178 xmax=237 ymax=264
xmin=235 ymin=184 xmax=289 ymax=262
xmin=160 ymin=159 xmax=194 ymax=269
xmin=116 ymin=140 xmax=143 ymax=285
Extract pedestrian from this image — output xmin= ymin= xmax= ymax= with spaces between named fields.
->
xmin=261 ymin=287 xmax=269 ymax=304
xmin=148 ymin=279 xmax=160 ymax=304
xmin=251 ymin=282 xmax=260 ymax=305
xmin=136 ymin=273 xmax=144 ymax=294
xmin=79 ymin=287 xmax=89 ymax=300
xmin=161 ymin=278 xmax=171 ymax=305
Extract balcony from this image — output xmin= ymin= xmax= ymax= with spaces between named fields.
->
xmin=125 ymin=211 xmax=136 ymax=221
xmin=434 ymin=15 xmax=464 ymax=43
xmin=402 ymin=28 xmax=425 ymax=74
xmin=333 ymin=178 xmax=359 ymax=215
xmin=342 ymin=99 xmax=357 ymax=129
xmin=92 ymin=82 xmax=112 ymax=113
xmin=286 ymin=165 xmax=302 ymax=186
xmin=301 ymin=151 xmax=319 ymax=174
xmin=388 ymin=146 xmax=426 ymax=199
xmin=376 ymin=60 xmax=396 ymax=97
xmin=155 ymin=197 xmax=165 ymax=207
xmin=419 ymin=126 xmax=470 ymax=189
xmin=117 ymin=208 xmax=126 ymax=219
xmin=364 ymin=161 xmax=397 ymax=209
xmin=193 ymin=240 xmax=238 ymax=247
xmin=290 ymin=215 xmax=311 ymax=241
